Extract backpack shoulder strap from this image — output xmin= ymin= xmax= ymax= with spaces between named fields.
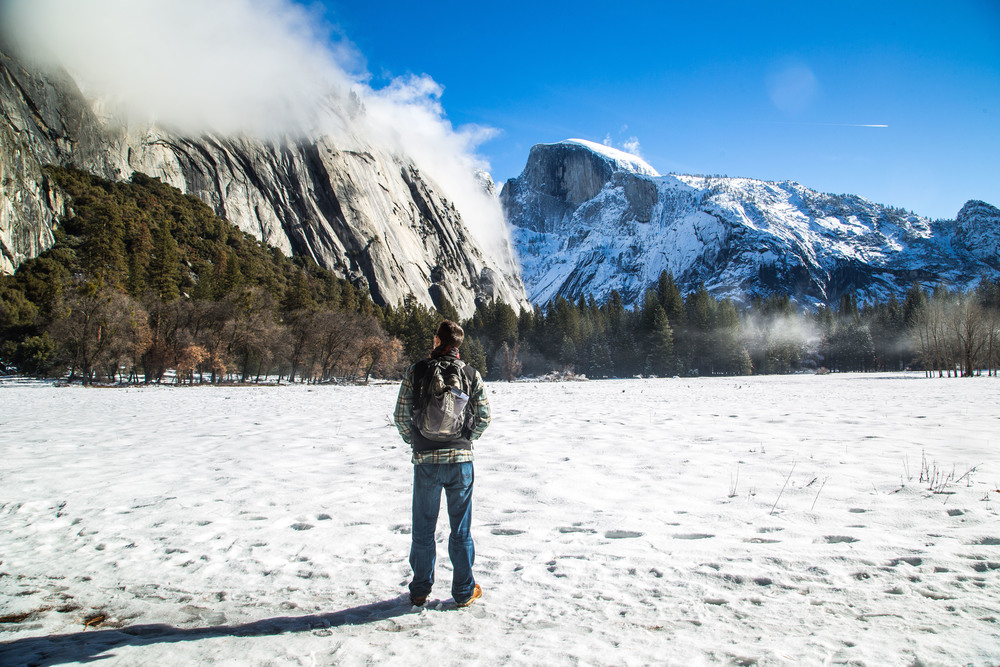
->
xmin=460 ymin=362 xmax=476 ymax=390
xmin=413 ymin=358 xmax=435 ymax=406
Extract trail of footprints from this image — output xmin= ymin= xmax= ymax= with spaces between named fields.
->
xmin=485 ymin=507 xmax=1000 ymax=616
xmin=3 ymin=507 xmax=995 ymax=637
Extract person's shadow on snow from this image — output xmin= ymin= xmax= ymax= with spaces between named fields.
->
xmin=0 ymin=594 xmax=429 ymax=666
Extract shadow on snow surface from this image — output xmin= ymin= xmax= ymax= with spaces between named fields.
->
xmin=0 ymin=594 xmax=430 ymax=666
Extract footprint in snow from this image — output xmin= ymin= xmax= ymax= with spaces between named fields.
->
xmin=970 ymin=562 xmax=1000 ymax=573
xmin=887 ymin=557 xmax=922 ymax=567
xmin=180 ymin=604 xmax=227 ymax=626
xmin=605 ymin=530 xmax=643 ymax=539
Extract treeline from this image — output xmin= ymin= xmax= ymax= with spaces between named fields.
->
xmin=2 ymin=167 xmax=997 ymax=384
xmin=909 ymin=282 xmax=1000 ymax=377
xmin=0 ymin=167 xmax=402 ymax=384
xmin=461 ymin=274 xmax=1000 ymax=381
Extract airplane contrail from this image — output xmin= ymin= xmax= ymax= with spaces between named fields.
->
xmin=784 ymin=122 xmax=889 ymax=128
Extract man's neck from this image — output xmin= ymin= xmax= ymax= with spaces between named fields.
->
xmin=431 ymin=346 xmax=459 ymax=359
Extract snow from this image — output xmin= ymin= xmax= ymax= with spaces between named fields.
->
xmin=557 ymin=139 xmax=661 ymax=178
xmin=507 ymin=148 xmax=981 ymax=307
xmin=1 ymin=373 xmax=999 ymax=666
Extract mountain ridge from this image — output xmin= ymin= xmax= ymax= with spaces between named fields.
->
xmin=501 ymin=140 xmax=998 ymax=308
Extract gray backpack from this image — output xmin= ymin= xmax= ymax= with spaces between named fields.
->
xmin=414 ymin=358 xmax=473 ymax=441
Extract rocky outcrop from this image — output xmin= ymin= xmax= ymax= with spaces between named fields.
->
xmin=0 ymin=49 xmax=79 ymax=273
xmin=502 ymin=140 xmax=999 ymax=307
xmin=955 ymin=200 xmax=1000 ymax=268
xmin=500 ymin=139 xmax=658 ymax=235
xmin=0 ymin=48 xmax=527 ymax=316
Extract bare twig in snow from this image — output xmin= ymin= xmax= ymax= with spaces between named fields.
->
xmin=769 ymin=461 xmax=796 ymax=516
xmin=955 ymin=464 xmax=980 ymax=486
xmin=810 ymin=477 xmax=829 ymax=512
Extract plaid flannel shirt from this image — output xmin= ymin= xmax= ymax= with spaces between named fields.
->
xmin=394 ymin=362 xmax=490 ymax=464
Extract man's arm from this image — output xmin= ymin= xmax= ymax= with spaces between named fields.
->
xmin=393 ymin=368 xmax=414 ymax=444
xmin=467 ymin=371 xmax=491 ymax=441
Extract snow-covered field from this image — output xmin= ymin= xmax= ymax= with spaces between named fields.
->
xmin=1 ymin=373 xmax=998 ymax=666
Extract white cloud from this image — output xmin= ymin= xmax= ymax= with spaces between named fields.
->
xmin=599 ymin=132 xmax=643 ymax=158
xmin=360 ymin=74 xmax=507 ymax=254
xmin=622 ymin=136 xmax=642 ymax=157
xmin=1 ymin=0 xmax=356 ymax=135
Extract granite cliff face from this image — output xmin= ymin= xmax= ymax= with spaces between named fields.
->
xmin=0 ymin=48 xmax=527 ymax=316
xmin=500 ymin=140 xmax=660 ymax=236
xmin=955 ymin=200 xmax=1000 ymax=267
xmin=502 ymin=139 xmax=999 ymax=307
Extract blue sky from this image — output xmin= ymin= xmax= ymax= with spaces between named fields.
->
xmin=309 ymin=0 xmax=998 ymax=220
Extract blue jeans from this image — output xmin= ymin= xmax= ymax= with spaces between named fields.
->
xmin=409 ymin=462 xmax=476 ymax=601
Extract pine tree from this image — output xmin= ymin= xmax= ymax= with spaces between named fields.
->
xmin=148 ymin=221 xmax=181 ymax=301
xmin=282 ymin=269 xmax=314 ymax=313
xmin=903 ymin=283 xmax=928 ymax=328
xmin=655 ymin=270 xmax=685 ymax=325
xmin=81 ymin=201 xmax=128 ymax=289
xmin=559 ymin=335 xmax=577 ymax=372
xmin=463 ymin=336 xmax=488 ymax=377
xmin=646 ymin=305 xmax=674 ymax=376
xmin=684 ymin=284 xmax=715 ymax=374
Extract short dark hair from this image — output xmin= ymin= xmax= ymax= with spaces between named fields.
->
xmin=436 ymin=320 xmax=464 ymax=349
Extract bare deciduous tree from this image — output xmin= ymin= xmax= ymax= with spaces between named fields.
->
xmin=50 ymin=285 xmax=151 ymax=384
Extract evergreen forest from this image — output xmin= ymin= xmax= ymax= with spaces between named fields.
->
xmin=1 ymin=168 xmax=998 ymax=384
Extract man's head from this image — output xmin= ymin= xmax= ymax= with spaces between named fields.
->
xmin=435 ymin=320 xmax=464 ymax=349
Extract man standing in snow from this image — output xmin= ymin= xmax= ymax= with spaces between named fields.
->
xmin=393 ymin=320 xmax=490 ymax=608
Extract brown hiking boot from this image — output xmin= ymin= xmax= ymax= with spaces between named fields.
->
xmin=409 ymin=593 xmax=427 ymax=607
xmin=455 ymin=584 xmax=482 ymax=608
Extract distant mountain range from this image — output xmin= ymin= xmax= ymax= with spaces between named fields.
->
xmin=501 ymin=139 xmax=999 ymax=307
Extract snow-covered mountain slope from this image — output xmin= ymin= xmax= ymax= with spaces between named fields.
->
xmin=501 ymin=140 xmax=999 ymax=307
xmin=0 ymin=48 xmax=527 ymax=316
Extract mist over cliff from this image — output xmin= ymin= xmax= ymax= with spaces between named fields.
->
xmin=0 ymin=0 xmax=526 ymax=315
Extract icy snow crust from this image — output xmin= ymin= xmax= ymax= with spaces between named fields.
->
xmin=508 ymin=146 xmax=989 ymax=307
xmin=1 ymin=375 xmax=999 ymax=666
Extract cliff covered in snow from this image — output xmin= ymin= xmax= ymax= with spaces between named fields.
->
xmin=501 ymin=140 xmax=999 ymax=307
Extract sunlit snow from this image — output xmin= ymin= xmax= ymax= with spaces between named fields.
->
xmin=558 ymin=139 xmax=660 ymax=178
xmin=1 ymin=374 xmax=998 ymax=665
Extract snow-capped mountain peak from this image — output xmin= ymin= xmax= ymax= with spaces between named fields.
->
xmin=557 ymin=139 xmax=660 ymax=178
xmin=501 ymin=139 xmax=998 ymax=308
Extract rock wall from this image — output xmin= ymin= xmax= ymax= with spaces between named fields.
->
xmin=0 ymin=48 xmax=527 ymax=316
xmin=955 ymin=200 xmax=1000 ymax=268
